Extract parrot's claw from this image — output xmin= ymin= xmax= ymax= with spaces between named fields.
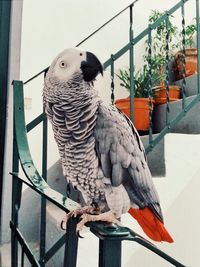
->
xmin=60 ymin=206 xmax=100 ymax=231
xmin=76 ymin=230 xmax=84 ymax=239
xmin=76 ymin=211 xmax=121 ymax=233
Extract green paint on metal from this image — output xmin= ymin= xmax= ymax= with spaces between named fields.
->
xmin=103 ymin=0 xmax=189 ymax=70
xmin=26 ymin=113 xmax=45 ymax=132
xmin=129 ymin=4 xmax=135 ymax=123
xmin=40 ymin=106 xmax=48 ymax=266
xmin=0 ymin=0 xmax=11 ymax=228
xmin=12 ymin=80 xmax=80 ymax=212
xmin=10 ymin=221 xmax=41 ymax=267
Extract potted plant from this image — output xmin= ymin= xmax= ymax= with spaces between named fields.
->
xmin=175 ymin=20 xmax=198 ymax=80
xmin=115 ymin=64 xmax=156 ymax=131
xmin=147 ymin=10 xmax=181 ymax=104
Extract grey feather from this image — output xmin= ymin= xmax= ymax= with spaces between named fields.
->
xmin=94 ymin=103 xmax=163 ymax=222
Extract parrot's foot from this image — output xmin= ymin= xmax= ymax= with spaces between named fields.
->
xmin=76 ymin=211 xmax=121 ymax=233
xmin=61 ymin=206 xmax=100 ymax=230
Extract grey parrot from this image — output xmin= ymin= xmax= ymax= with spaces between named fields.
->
xmin=43 ymin=48 xmax=173 ymax=242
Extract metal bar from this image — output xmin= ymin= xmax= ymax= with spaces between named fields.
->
xmin=147 ymin=27 xmax=153 ymax=144
xmin=99 ymin=239 xmax=121 ymax=267
xmin=76 ymin=0 xmax=139 ymax=47
xmin=165 ymin=16 xmax=170 ymax=126
xmin=110 ymin=55 xmax=115 ymax=105
xmin=10 ymin=172 xmax=80 ymax=213
xmin=39 ymin=234 xmax=66 ymax=264
xmin=12 ymin=80 xmax=80 ymax=212
xmin=26 ymin=113 xmax=45 ymax=133
xmin=24 ymin=1 xmax=139 ymax=85
xmin=21 ymin=248 xmax=24 ymax=267
xmin=63 ymin=218 xmax=79 ymax=267
xmin=0 ymin=0 xmax=11 ymax=233
xmin=181 ymin=3 xmax=186 ymax=109
xmin=11 ymin=175 xmax=22 ymax=267
xmin=24 ymin=67 xmax=49 ymax=85
xmin=10 ymin=221 xmax=41 ymax=267
xmin=39 ymin=107 xmax=48 ymax=266
xmin=104 ymin=0 xmax=189 ymax=70
xmin=129 ymin=4 xmax=135 ymax=123
xmin=11 ymin=119 xmax=20 ymax=267
xmin=196 ymin=0 xmax=200 ymax=93
xmin=133 ymin=236 xmax=185 ymax=266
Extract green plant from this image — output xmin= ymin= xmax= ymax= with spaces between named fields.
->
xmin=148 ymin=10 xmax=179 ymax=57
xmin=116 ymin=63 xmax=161 ymax=98
xmin=184 ymin=20 xmax=197 ymax=48
xmin=117 ymin=10 xmax=198 ymax=96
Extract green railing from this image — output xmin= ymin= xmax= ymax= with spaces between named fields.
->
xmin=10 ymin=0 xmax=200 ymax=266
xmin=103 ymin=0 xmax=200 ymax=153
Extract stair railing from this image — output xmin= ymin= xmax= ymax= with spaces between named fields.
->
xmin=103 ymin=0 xmax=200 ymax=153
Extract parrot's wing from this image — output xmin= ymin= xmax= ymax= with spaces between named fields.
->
xmin=95 ymin=103 xmax=163 ymax=222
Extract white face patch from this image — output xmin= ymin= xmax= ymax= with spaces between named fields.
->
xmin=53 ymin=48 xmax=87 ymax=82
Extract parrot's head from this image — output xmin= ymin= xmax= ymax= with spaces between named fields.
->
xmin=46 ymin=48 xmax=103 ymax=85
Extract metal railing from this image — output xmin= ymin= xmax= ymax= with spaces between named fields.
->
xmin=10 ymin=0 xmax=200 ymax=266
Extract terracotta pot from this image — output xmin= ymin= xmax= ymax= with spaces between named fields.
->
xmin=115 ymin=97 xmax=154 ymax=131
xmin=153 ymin=85 xmax=180 ymax=105
xmin=175 ymin=48 xmax=197 ymax=80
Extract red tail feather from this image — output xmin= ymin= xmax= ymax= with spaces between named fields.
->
xmin=128 ymin=207 xmax=174 ymax=243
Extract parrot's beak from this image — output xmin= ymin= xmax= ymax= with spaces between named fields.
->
xmin=81 ymin=51 xmax=103 ymax=82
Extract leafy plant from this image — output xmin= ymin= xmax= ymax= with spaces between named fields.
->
xmin=184 ymin=21 xmax=197 ymax=48
xmin=116 ymin=10 xmax=198 ymax=96
xmin=147 ymin=10 xmax=179 ymax=59
xmin=116 ymin=63 xmax=161 ymax=98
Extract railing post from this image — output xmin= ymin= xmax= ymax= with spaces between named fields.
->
xmin=110 ymin=55 xmax=115 ymax=105
xmin=181 ymin=3 xmax=186 ymax=109
xmin=165 ymin=15 xmax=170 ymax=126
xmin=129 ymin=4 xmax=135 ymax=123
xmin=63 ymin=218 xmax=79 ymax=267
xmin=99 ymin=239 xmax=121 ymax=267
xmin=40 ymin=76 xmax=48 ymax=266
xmin=147 ymin=26 xmax=153 ymax=145
xmin=11 ymin=82 xmax=21 ymax=267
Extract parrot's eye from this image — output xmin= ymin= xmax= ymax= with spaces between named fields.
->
xmin=80 ymin=53 xmax=83 ymax=56
xmin=59 ymin=61 xmax=67 ymax=68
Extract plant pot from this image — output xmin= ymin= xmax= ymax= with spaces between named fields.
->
xmin=175 ymin=48 xmax=197 ymax=80
xmin=153 ymin=85 xmax=181 ymax=105
xmin=115 ymin=97 xmax=154 ymax=131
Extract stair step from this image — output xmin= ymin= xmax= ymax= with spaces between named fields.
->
xmin=175 ymin=74 xmax=198 ymax=97
xmin=141 ymin=134 xmax=165 ymax=177
xmin=153 ymin=95 xmax=200 ymax=134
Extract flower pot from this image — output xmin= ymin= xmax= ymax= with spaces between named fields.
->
xmin=153 ymin=85 xmax=181 ymax=105
xmin=175 ymin=48 xmax=197 ymax=80
xmin=115 ymin=98 xmax=154 ymax=131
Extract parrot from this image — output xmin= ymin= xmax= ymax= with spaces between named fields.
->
xmin=43 ymin=48 xmax=173 ymax=243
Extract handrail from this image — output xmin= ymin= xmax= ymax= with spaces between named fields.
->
xmin=23 ymin=0 xmax=139 ymax=85
xmin=13 ymin=80 xmax=80 ymax=213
